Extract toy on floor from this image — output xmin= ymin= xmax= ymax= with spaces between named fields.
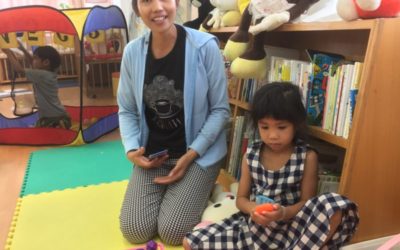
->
xmin=223 ymin=0 xmax=320 ymax=79
xmin=195 ymin=182 xmax=239 ymax=229
xmin=127 ymin=240 xmax=165 ymax=250
xmin=336 ymin=0 xmax=400 ymax=21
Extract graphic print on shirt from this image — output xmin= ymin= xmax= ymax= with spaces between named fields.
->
xmin=144 ymin=75 xmax=184 ymax=131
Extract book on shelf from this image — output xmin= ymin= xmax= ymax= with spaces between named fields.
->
xmin=265 ymin=45 xmax=301 ymax=77
xmin=227 ymin=114 xmax=258 ymax=179
xmin=321 ymin=64 xmax=336 ymax=131
xmin=335 ymin=63 xmax=355 ymax=137
xmin=227 ymin=77 xmax=239 ymax=99
xmin=306 ymin=50 xmax=344 ymax=126
xmin=227 ymin=115 xmax=245 ymax=176
xmin=319 ymin=61 xmax=363 ymax=137
xmin=342 ymin=62 xmax=364 ymax=139
xmin=331 ymin=62 xmax=355 ymax=136
xmin=268 ymin=56 xmax=312 ymax=106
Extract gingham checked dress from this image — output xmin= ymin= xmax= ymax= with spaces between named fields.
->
xmin=186 ymin=140 xmax=359 ymax=250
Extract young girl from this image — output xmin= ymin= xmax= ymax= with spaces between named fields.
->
xmin=183 ymin=82 xmax=359 ymax=249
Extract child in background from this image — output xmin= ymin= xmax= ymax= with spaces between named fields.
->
xmin=1 ymin=43 xmax=71 ymax=129
xmin=183 ymin=82 xmax=359 ymax=249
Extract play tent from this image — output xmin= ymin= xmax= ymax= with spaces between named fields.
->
xmin=0 ymin=5 xmax=128 ymax=145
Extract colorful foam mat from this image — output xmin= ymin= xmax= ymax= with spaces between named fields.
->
xmin=6 ymin=140 xmax=183 ymax=250
xmin=6 ymin=181 xmax=182 ymax=250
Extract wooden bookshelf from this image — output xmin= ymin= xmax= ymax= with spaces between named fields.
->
xmin=212 ymin=18 xmax=400 ymax=243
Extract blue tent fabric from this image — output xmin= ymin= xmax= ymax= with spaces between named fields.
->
xmin=82 ymin=113 xmax=119 ymax=143
xmin=0 ymin=113 xmax=37 ymax=128
xmin=84 ymin=6 xmax=127 ymax=36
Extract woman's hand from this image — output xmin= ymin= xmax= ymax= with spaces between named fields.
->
xmin=250 ymin=204 xmax=285 ymax=227
xmin=127 ymin=147 xmax=168 ymax=169
xmin=154 ymin=149 xmax=198 ymax=185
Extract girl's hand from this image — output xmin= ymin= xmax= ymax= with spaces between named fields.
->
xmin=127 ymin=147 xmax=168 ymax=169
xmin=251 ymin=204 xmax=286 ymax=227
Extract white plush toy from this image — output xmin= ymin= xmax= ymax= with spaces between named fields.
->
xmin=200 ymin=0 xmax=241 ymax=31
xmin=195 ymin=182 xmax=239 ymax=229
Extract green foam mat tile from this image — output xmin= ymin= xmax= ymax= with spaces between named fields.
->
xmin=20 ymin=140 xmax=132 ymax=196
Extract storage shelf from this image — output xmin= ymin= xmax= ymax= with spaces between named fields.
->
xmin=308 ymin=126 xmax=348 ymax=149
xmin=218 ymin=18 xmax=400 ymax=242
xmin=210 ymin=19 xmax=376 ymax=34
xmin=229 ymin=98 xmax=250 ymax=110
xmin=229 ymin=99 xmax=348 ymax=149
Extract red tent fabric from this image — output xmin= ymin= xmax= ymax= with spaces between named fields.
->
xmin=0 ymin=6 xmax=77 ymax=35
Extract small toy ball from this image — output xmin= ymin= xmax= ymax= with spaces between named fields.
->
xmin=126 ymin=240 xmax=165 ymax=250
xmin=146 ymin=240 xmax=158 ymax=250
xmin=255 ymin=203 xmax=276 ymax=213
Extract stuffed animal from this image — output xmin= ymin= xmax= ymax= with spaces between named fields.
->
xmin=336 ymin=0 xmax=400 ymax=21
xmin=184 ymin=0 xmax=214 ymax=29
xmin=223 ymin=0 xmax=320 ymax=79
xmin=200 ymin=0 xmax=242 ymax=31
xmin=195 ymin=182 xmax=239 ymax=229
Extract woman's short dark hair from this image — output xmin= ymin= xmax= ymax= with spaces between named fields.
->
xmin=33 ymin=46 xmax=61 ymax=72
xmin=251 ymin=82 xmax=307 ymax=138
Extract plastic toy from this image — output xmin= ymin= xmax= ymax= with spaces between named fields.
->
xmin=255 ymin=195 xmax=274 ymax=204
xmin=255 ymin=203 xmax=276 ymax=213
xmin=127 ymin=240 xmax=165 ymax=250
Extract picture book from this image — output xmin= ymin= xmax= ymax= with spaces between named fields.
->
xmin=306 ymin=50 xmax=344 ymax=126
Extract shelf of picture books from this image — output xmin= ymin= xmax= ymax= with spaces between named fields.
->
xmin=223 ymin=44 xmax=364 ymax=184
xmin=225 ymin=45 xmax=364 ymax=150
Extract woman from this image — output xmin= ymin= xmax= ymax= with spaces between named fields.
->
xmin=118 ymin=0 xmax=230 ymax=246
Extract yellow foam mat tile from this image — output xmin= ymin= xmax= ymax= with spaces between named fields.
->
xmin=5 ymin=181 xmax=182 ymax=250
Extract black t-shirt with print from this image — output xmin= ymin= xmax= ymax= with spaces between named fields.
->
xmin=143 ymin=25 xmax=186 ymax=158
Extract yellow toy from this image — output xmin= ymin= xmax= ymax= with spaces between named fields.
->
xmin=200 ymin=0 xmax=241 ymax=31
xmin=224 ymin=0 xmax=320 ymax=79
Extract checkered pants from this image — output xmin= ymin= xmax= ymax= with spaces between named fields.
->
xmin=119 ymin=159 xmax=221 ymax=245
xmin=186 ymin=193 xmax=359 ymax=249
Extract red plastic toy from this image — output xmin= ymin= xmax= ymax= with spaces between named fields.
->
xmin=255 ymin=203 xmax=276 ymax=213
